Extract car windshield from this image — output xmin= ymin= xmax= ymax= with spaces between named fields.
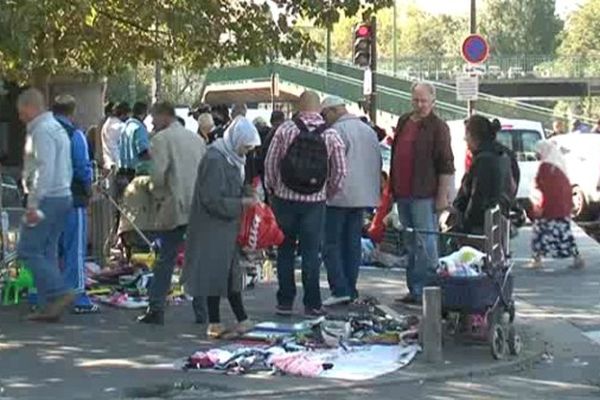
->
xmin=497 ymin=129 xmax=542 ymax=161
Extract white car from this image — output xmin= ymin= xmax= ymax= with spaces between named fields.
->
xmin=448 ymin=118 xmax=546 ymax=204
xmin=550 ymin=134 xmax=600 ymax=219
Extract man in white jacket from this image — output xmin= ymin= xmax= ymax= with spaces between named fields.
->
xmin=17 ymin=88 xmax=75 ymax=321
xmin=320 ymin=96 xmax=382 ymax=306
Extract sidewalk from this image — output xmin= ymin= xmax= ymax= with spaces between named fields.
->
xmin=0 ymin=266 xmax=542 ymax=400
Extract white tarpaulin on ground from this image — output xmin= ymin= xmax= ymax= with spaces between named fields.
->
xmin=319 ymin=344 xmax=420 ymax=381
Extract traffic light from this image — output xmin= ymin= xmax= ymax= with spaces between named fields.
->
xmin=353 ymin=23 xmax=372 ymax=68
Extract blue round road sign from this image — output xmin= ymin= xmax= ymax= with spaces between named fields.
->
xmin=462 ymin=34 xmax=489 ymax=64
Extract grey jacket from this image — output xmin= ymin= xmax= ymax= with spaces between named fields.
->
xmin=150 ymin=121 xmax=206 ymax=231
xmin=181 ymin=148 xmax=244 ymax=297
xmin=328 ymin=114 xmax=382 ymax=208
xmin=22 ymin=112 xmax=73 ymax=208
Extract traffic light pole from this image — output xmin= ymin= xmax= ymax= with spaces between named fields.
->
xmin=369 ymin=16 xmax=377 ymax=124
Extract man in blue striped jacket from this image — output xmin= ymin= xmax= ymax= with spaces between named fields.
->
xmin=53 ymin=95 xmax=96 ymax=314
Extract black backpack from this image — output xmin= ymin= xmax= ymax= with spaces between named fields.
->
xmin=280 ymin=118 xmax=329 ymax=195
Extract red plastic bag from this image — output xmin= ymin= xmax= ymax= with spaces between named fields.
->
xmin=237 ymin=202 xmax=284 ymax=250
xmin=367 ymin=183 xmax=394 ymax=244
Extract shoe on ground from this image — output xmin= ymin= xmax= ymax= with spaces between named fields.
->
xmin=137 ymin=309 xmax=165 ymax=325
xmin=41 ymin=291 xmax=76 ymax=321
xmin=571 ymin=256 xmax=585 ymax=270
xmin=276 ymin=305 xmax=293 ymax=316
xmin=206 ymin=323 xmax=227 ymax=339
xmin=221 ymin=319 xmax=256 ymax=340
xmin=322 ymin=296 xmax=351 ymax=307
xmin=527 ymin=257 xmax=543 ymax=269
xmin=304 ymin=307 xmax=327 ymax=317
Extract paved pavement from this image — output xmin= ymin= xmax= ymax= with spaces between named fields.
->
xmin=0 ymin=224 xmax=599 ymax=399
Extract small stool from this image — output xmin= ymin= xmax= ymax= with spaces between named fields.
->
xmin=2 ymin=264 xmax=34 ymax=306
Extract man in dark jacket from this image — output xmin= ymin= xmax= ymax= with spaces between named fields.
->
xmin=391 ymin=82 xmax=455 ymax=304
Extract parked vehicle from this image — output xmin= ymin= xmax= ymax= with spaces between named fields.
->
xmin=447 ymin=118 xmax=546 ymax=205
xmin=550 ymin=134 xmax=600 ymax=220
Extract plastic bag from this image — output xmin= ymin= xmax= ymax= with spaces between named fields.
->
xmin=237 ymin=202 xmax=284 ymax=250
xmin=367 ymin=183 xmax=394 ymax=243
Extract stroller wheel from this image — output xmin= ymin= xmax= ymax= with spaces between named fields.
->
xmin=507 ymin=325 xmax=522 ymax=356
xmin=490 ymin=323 xmax=507 ymax=360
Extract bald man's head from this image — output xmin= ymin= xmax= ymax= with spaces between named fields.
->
xmin=298 ymin=91 xmax=321 ymax=113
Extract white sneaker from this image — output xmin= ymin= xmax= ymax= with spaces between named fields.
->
xmin=322 ymin=296 xmax=351 ymax=307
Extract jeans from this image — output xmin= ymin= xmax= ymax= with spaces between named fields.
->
xmin=59 ymin=207 xmax=87 ymax=295
xmin=324 ymin=207 xmax=365 ymax=299
xmin=147 ymin=225 xmax=187 ymax=312
xmin=396 ymin=198 xmax=438 ymax=299
xmin=272 ymin=197 xmax=325 ymax=310
xmin=18 ymin=196 xmax=73 ymax=306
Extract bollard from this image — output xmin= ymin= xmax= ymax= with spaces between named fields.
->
xmin=422 ymin=286 xmax=443 ymax=363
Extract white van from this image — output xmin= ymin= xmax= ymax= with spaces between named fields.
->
xmin=448 ymin=118 xmax=546 ymax=203
xmin=550 ymin=134 xmax=600 ymax=219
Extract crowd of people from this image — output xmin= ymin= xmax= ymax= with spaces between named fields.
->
xmin=12 ymin=82 xmax=584 ymax=334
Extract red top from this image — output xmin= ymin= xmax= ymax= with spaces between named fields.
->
xmin=532 ymin=163 xmax=572 ymax=219
xmin=465 ymin=150 xmax=473 ymax=172
xmin=392 ymin=119 xmax=419 ymax=198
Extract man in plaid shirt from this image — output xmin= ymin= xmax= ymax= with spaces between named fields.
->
xmin=265 ymin=91 xmax=347 ymax=316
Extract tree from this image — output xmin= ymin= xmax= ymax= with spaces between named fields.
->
xmin=553 ymin=0 xmax=600 ymax=121
xmin=480 ymin=0 xmax=563 ymax=55
xmin=0 ymin=0 xmax=393 ymax=85
xmin=558 ymin=0 xmax=600 ymax=58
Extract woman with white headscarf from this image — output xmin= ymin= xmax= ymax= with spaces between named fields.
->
xmin=182 ymin=116 xmax=261 ymax=338
xmin=527 ymin=140 xmax=584 ymax=269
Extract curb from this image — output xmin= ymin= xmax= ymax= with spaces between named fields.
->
xmin=163 ymin=336 xmax=544 ymax=400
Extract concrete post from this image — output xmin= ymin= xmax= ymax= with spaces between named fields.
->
xmin=423 ymin=286 xmax=443 ymax=363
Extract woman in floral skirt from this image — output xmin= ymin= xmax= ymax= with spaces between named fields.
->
xmin=527 ymin=140 xmax=584 ymax=269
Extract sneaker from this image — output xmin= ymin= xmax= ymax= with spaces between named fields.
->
xmin=206 ymin=323 xmax=227 ymax=339
xmin=137 ymin=309 xmax=164 ymax=325
xmin=221 ymin=319 xmax=256 ymax=340
xmin=276 ymin=305 xmax=293 ymax=316
xmin=304 ymin=307 xmax=327 ymax=317
xmin=527 ymin=257 xmax=543 ymax=269
xmin=322 ymin=296 xmax=351 ymax=307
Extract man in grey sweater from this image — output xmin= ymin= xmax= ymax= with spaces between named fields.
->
xmin=321 ymin=96 xmax=382 ymax=306
xmin=17 ymin=88 xmax=75 ymax=321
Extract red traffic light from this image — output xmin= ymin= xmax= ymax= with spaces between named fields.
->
xmin=356 ymin=24 xmax=371 ymax=38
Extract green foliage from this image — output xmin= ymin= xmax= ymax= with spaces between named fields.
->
xmin=480 ymin=0 xmax=563 ymax=55
xmin=0 ymin=0 xmax=392 ymax=83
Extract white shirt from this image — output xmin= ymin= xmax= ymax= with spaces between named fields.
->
xmin=101 ymin=116 xmax=125 ymax=169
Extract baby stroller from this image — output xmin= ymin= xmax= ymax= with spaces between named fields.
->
xmin=402 ymin=205 xmax=520 ymax=360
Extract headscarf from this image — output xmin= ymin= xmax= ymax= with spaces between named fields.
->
xmin=213 ymin=116 xmax=261 ymax=180
xmin=536 ymin=140 xmax=567 ymax=175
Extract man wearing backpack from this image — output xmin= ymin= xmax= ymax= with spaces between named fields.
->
xmin=320 ymin=96 xmax=382 ymax=306
xmin=265 ymin=91 xmax=347 ymax=317
xmin=53 ymin=95 xmax=96 ymax=313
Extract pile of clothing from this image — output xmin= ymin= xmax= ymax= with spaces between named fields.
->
xmin=182 ymin=307 xmax=421 ymax=380
xmin=437 ymin=246 xmax=486 ymax=278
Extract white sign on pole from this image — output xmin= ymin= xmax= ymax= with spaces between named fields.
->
xmin=456 ymin=74 xmax=479 ymax=101
xmin=363 ymin=68 xmax=373 ymax=96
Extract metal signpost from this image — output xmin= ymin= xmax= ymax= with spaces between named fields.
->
xmin=460 ymin=33 xmax=489 ymax=116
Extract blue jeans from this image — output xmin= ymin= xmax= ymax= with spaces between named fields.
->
xmin=396 ymin=198 xmax=438 ymax=299
xmin=59 ymin=207 xmax=87 ymax=295
xmin=146 ymin=226 xmax=187 ymax=312
xmin=324 ymin=207 xmax=364 ymax=299
xmin=18 ymin=196 xmax=73 ymax=306
xmin=272 ymin=198 xmax=325 ymax=310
